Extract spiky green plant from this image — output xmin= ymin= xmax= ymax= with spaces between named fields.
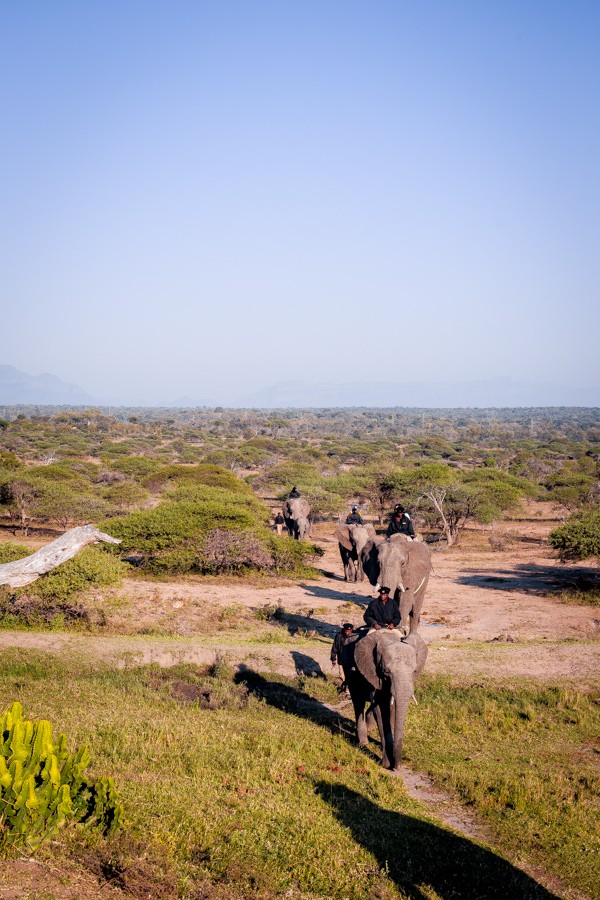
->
xmin=0 ymin=702 xmax=123 ymax=853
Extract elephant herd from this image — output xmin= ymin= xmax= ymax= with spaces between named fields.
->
xmin=334 ymin=523 xmax=433 ymax=771
xmin=279 ymin=495 xmax=431 ymax=771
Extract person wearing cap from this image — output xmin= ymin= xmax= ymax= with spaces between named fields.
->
xmin=331 ymin=623 xmax=355 ymax=693
xmin=386 ymin=505 xmax=415 ymax=539
xmin=330 ymin=623 xmax=354 ymax=668
xmin=345 ymin=505 xmax=364 ymax=525
xmin=289 ymin=485 xmax=301 ymax=498
xmin=363 ymin=587 xmax=401 ymax=630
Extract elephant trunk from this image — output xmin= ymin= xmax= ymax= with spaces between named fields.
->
xmin=390 ymin=676 xmax=413 ymax=770
xmin=379 ymin=565 xmax=406 ymax=596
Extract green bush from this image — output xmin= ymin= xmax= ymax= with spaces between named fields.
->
xmin=0 ymin=543 xmax=30 ymax=564
xmin=0 ymin=701 xmax=123 ymax=854
xmin=549 ymin=510 xmax=600 ymax=562
xmin=0 ymin=547 xmax=129 ymax=628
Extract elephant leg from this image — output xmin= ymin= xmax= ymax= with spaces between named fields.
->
xmin=352 ymin=698 xmax=369 ymax=747
xmin=372 ymin=696 xmax=394 ymax=769
xmin=356 ymin=555 xmax=364 ymax=582
xmin=399 ymin=588 xmax=414 ymax=632
xmin=365 ymin=707 xmax=376 ymax=734
xmin=408 ymin=578 xmax=429 ymax=633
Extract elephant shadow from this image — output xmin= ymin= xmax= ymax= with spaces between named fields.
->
xmin=272 ymin=609 xmax=339 ymax=639
xmin=290 ymin=651 xmax=326 ymax=678
xmin=235 ymin=666 xmax=357 ymax=743
xmin=314 ymin=781 xmax=561 ymax=900
xmin=300 ymin=583 xmax=371 ymax=606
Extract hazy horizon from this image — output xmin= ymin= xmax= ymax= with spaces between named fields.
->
xmin=2 ymin=2 xmax=599 ymax=403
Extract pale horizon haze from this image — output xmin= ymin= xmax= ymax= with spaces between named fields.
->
xmin=2 ymin=1 xmax=599 ymax=405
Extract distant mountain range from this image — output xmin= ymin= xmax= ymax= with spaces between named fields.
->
xmin=238 ymin=378 xmax=600 ymax=408
xmin=0 ymin=365 xmax=96 ymax=406
xmin=1 ymin=365 xmax=598 ymax=408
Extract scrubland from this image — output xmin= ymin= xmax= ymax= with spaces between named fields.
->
xmin=0 ymin=408 xmax=598 ymax=898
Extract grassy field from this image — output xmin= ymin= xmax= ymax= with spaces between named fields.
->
xmin=0 ymin=651 xmax=597 ymax=898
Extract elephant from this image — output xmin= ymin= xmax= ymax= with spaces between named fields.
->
xmin=282 ymin=497 xmax=311 ymax=540
xmin=335 ymin=523 xmax=376 ymax=582
xmin=361 ymin=534 xmax=431 ymax=634
xmin=341 ymin=629 xmax=428 ymax=770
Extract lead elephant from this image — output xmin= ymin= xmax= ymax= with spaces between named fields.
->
xmin=361 ymin=534 xmax=431 ymax=633
xmin=282 ymin=497 xmax=311 ymax=540
xmin=341 ymin=629 xmax=428 ymax=770
xmin=335 ymin=523 xmax=376 ymax=582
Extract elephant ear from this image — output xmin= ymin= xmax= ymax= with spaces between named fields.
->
xmin=354 ymin=631 xmax=383 ymax=690
xmin=365 ymin=524 xmax=377 ymax=541
xmin=335 ymin=525 xmax=353 ymax=552
xmin=360 ymin=540 xmax=380 ymax=586
xmin=403 ymin=633 xmax=428 ymax=676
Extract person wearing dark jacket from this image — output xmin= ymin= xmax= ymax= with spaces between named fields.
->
xmin=289 ymin=486 xmax=301 ymax=498
xmin=330 ymin=623 xmax=354 ymax=666
xmin=386 ymin=505 xmax=415 ymax=539
xmin=345 ymin=505 xmax=363 ymax=525
xmin=363 ymin=587 xmax=401 ymax=630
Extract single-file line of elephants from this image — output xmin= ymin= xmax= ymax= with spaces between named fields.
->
xmin=281 ymin=494 xmax=433 ymax=772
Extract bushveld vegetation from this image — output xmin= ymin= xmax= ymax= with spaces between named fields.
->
xmin=0 ymin=407 xmax=597 ymax=529
xmin=0 ymin=654 xmax=596 ymax=898
xmin=0 ymin=407 xmax=597 ymax=623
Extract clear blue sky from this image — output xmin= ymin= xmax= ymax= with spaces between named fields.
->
xmin=2 ymin=1 xmax=599 ymax=404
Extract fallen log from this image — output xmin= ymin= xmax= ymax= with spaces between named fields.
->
xmin=0 ymin=525 xmax=122 ymax=588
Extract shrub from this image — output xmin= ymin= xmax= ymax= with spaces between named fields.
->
xmin=549 ymin=510 xmax=600 ymax=562
xmin=0 ymin=548 xmax=129 ymax=628
xmin=0 ymin=701 xmax=123 ymax=854
xmin=202 ymin=529 xmax=273 ymax=574
xmin=0 ymin=543 xmax=30 ymax=564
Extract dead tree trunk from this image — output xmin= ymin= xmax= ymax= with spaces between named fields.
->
xmin=0 ymin=525 xmax=121 ymax=588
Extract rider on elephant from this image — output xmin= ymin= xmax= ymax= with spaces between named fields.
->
xmin=386 ymin=505 xmax=415 ymax=539
xmin=289 ymin=486 xmax=301 ymax=498
xmin=345 ymin=505 xmax=363 ymax=525
xmin=363 ymin=587 xmax=401 ymax=630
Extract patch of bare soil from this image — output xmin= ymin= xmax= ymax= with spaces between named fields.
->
xmin=0 ymin=855 xmax=126 ymax=899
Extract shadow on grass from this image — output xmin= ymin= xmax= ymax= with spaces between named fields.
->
xmin=235 ymin=666 xmax=358 ymax=744
xmin=457 ymin=562 xmax=600 ymax=596
xmin=314 ymin=781 xmax=561 ymax=900
xmin=290 ymin=651 xmax=326 ymax=678
xmin=300 ymin=583 xmax=372 ymax=605
xmin=274 ymin=610 xmax=340 ymax=639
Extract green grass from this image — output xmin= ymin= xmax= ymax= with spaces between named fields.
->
xmin=406 ymin=676 xmax=600 ymax=897
xmin=556 ymin=586 xmax=600 ymax=606
xmin=0 ymin=653 xmax=587 ymax=898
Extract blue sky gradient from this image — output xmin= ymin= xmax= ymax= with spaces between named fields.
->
xmin=2 ymin=1 xmax=599 ymax=404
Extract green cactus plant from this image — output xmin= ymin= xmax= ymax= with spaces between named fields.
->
xmin=0 ymin=702 xmax=124 ymax=853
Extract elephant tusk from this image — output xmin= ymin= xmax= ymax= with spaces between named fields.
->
xmin=411 ymin=693 xmax=418 ymax=705
xmin=414 ymin=576 xmax=427 ymax=594
xmin=375 ymin=582 xmax=380 ymax=592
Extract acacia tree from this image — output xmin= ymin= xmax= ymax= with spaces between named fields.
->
xmin=372 ymin=464 xmax=531 ymax=546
